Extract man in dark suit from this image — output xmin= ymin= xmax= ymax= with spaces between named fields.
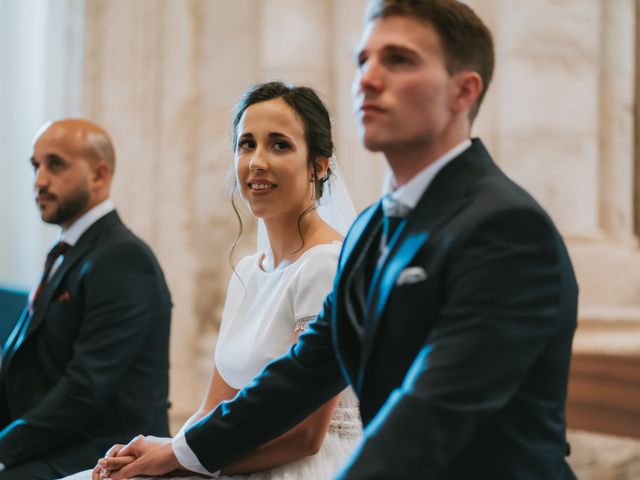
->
xmin=106 ymin=1 xmax=578 ymax=478
xmin=0 ymin=119 xmax=172 ymax=479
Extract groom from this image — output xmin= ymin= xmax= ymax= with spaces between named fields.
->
xmin=110 ymin=0 xmax=578 ymax=478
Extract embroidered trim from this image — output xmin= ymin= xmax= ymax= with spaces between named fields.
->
xmin=294 ymin=314 xmax=318 ymax=333
xmin=328 ymin=400 xmax=363 ymax=440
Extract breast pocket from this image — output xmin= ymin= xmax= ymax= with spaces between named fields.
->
xmin=43 ymin=288 xmax=82 ymax=355
xmin=385 ymin=260 xmax=442 ymax=334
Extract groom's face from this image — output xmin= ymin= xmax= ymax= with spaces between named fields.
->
xmin=352 ymin=15 xmax=455 ymax=154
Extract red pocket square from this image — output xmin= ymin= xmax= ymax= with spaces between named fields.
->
xmin=57 ymin=291 xmax=71 ymax=302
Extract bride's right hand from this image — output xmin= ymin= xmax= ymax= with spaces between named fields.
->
xmin=91 ymin=444 xmax=135 ymax=480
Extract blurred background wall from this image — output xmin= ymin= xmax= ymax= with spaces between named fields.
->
xmin=1 ymin=1 xmax=638 ymax=477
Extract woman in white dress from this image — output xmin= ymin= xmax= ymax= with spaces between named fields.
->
xmin=63 ymin=82 xmax=361 ymax=480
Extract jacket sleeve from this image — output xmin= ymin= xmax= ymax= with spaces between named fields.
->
xmin=185 ymin=289 xmax=346 ymax=473
xmin=338 ymin=208 xmax=574 ymax=478
xmin=0 ymin=242 xmax=168 ymax=467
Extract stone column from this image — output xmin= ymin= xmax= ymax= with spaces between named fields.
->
xmin=473 ymin=0 xmax=602 ymax=238
xmin=566 ymin=0 xmax=640 ymax=327
xmin=332 ymin=0 xmax=388 ymax=211
xmin=467 ymin=0 xmax=640 ymax=325
xmin=83 ymin=0 xmax=263 ymax=422
xmin=598 ymin=0 xmax=636 ymax=244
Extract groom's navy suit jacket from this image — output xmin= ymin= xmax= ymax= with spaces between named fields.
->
xmin=186 ymin=139 xmax=578 ymax=479
xmin=0 ymin=211 xmax=172 ymax=476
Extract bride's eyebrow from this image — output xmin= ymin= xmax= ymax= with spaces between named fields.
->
xmin=268 ymin=132 xmax=293 ymax=141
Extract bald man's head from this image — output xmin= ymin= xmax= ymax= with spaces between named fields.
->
xmin=31 ymin=119 xmax=116 ymax=228
xmin=34 ymin=119 xmax=116 ymax=174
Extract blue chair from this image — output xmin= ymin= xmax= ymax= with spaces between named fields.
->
xmin=0 ymin=285 xmax=28 ymax=346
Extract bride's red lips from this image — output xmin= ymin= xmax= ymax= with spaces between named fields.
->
xmin=247 ymin=178 xmax=276 ymax=185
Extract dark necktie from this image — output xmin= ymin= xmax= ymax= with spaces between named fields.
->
xmin=30 ymin=241 xmax=70 ymax=312
xmin=380 ymin=196 xmax=409 ymax=254
xmin=346 ymin=201 xmax=410 ymax=334
xmin=382 ymin=214 xmax=405 ymax=249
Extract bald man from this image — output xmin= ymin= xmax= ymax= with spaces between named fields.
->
xmin=0 ymin=119 xmax=172 ymax=479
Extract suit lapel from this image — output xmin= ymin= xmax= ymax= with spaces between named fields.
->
xmin=334 ymin=202 xmax=382 ymax=326
xmin=6 ymin=212 xmax=122 ymax=361
xmin=0 ymin=307 xmax=27 ymax=375
xmin=23 ymin=240 xmax=94 ymax=339
xmin=0 ymin=243 xmax=90 ymax=370
xmin=333 ymin=203 xmax=382 ymax=375
xmin=359 ymin=139 xmax=494 ymax=370
xmin=337 ymin=203 xmax=381 ymax=275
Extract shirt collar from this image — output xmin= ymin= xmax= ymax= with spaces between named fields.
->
xmin=382 ymin=138 xmax=472 ymax=215
xmin=60 ymin=199 xmax=115 ymax=246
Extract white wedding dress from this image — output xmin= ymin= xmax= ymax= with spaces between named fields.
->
xmin=214 ymin=243 xmax=362 ymax=479
xmin=62 ymin=242 xmax=362 ymax=480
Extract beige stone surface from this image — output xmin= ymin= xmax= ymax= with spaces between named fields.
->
xmin=599 ymin=0 xmax=637 ymax=241
xmin=568 ymin=430 xmax=640 ymax=480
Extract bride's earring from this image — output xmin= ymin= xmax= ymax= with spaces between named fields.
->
xmin=310 ymin=171 xmax=317 ymax=201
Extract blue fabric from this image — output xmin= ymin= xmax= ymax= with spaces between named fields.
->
xmin=0 ymin=286 xmax=27 ymax=347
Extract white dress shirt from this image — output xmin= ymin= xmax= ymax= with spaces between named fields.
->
xmin=382 ymin=138 xmax=472 ymax=215
xmin=52 ymin=198 xmax=115 ymax=277
xmin=60 ymin=198 xmax=115 ymax=247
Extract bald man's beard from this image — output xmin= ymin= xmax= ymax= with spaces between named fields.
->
xmin=40 ymin=186 xmax=91 ymax=226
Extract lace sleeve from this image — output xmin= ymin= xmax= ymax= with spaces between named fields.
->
xmin=294 ymin=314 xmax=318 ymax=334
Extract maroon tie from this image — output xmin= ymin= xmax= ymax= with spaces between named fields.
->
xmin=30 ymin=241 xmax=71 ymax=312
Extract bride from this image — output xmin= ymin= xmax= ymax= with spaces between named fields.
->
xmin=62 ymin=81 xmax=361 ymax=480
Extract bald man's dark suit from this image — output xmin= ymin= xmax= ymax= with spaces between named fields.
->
xmin=184 ymin=139 xmax=577 ymax=479
xmin=0 ymin=211 xmax=171 ymax=478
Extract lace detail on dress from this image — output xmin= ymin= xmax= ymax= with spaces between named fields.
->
xmin=328 ymin=393 xmax=363 ymax=440
xmin=295 ymin=319 xmax=362 ymax=441
xmin=295 ymin=314 xmax=318 ymax=333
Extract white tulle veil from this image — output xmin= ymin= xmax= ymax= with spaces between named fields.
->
xmin=257 ymin=157 xmax=357 ymax=254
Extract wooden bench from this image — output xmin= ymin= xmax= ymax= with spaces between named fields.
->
xmin=566 ymin=352 xmax=640 ymax=439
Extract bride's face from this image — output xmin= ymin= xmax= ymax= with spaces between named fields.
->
xmin=234 ymin=98 xmax=314 ymax=221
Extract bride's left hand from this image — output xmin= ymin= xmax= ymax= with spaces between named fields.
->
xmin=91 ymin=443 xmax=134 ymax=480
xmin=92 ymin=455 xmax=135 ymax=479
xmin=99 ymin=435 xmax=180 ymax=480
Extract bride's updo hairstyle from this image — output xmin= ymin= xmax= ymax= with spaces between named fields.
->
xmin=229 ymin=81 xmax=336 ymax=264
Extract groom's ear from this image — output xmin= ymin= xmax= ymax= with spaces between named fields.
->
xmin=449 ymin=70 xmax=483 ymax=117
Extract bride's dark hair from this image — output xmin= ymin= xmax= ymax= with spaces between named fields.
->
xmin=229 ymin=81 xmax=335 ymax=265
